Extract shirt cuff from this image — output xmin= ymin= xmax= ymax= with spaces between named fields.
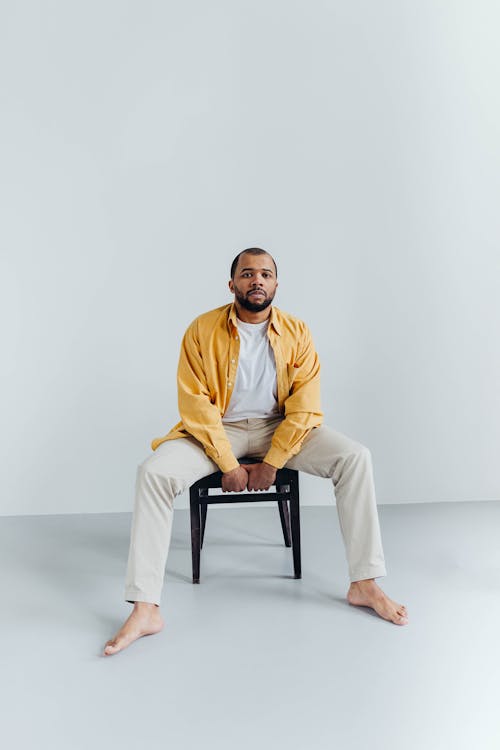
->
xmin=215 ymin=452 xmax=241 ymax=474
xmin=262 ymin=445 xmax=291 ymax=470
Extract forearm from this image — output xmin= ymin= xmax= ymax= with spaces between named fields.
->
xmin=179 ymin=397 xmax=240 ymax=472
xmin=263 ymin=410 xmax=322 ymax=468
xmin=263 ymin=323 xmax=323 ymax=468
xmin=177 ymin=323 xmax=240 ymax=473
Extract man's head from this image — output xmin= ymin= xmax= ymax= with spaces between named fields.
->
xmin=229 ymin=248 xmax=278 ymax=313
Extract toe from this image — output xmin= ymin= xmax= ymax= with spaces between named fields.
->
xmin=104 ymin=639 xmax=122 ymax=654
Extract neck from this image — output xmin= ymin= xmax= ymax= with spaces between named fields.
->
xmin=233 ymin=301 xmax=272 ymax=324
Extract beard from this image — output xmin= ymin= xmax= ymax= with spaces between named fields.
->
xmin=234 ymin=286 xmax=275 ymax=312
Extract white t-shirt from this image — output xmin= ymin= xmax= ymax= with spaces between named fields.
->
xmin=222 ymin=317 xmax=280 ymax=422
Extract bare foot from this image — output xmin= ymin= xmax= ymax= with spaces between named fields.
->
xmin=347 ymin=579 xmax=408 ymax=625
xmin=103 ymin=602 xmax=164 ymax=655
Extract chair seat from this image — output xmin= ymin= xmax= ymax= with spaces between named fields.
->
xmin=189 ymin=457 xmax=301 ymax=583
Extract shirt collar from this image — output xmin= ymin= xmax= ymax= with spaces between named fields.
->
xmin=227 ymin=302 xmax=281 ymax=336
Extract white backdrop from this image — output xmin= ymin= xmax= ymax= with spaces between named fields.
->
xmin=1 ymin=0 xmax=499 ymax=516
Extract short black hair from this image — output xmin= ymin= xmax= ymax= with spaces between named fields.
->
xmin=230 ymin=247 xmax=278 ymax=279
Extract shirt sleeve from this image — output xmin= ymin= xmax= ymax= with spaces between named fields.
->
xmin=263 ymin=323 xmax=323 ymax=469
xmin=177 ymin=321 xmax=240 ymax=473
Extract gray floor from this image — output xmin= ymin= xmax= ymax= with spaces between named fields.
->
xmin=1 ymin=501 xmax=499 ymax=750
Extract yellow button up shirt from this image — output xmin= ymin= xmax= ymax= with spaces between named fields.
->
xmin=151 ymin=303 xmax=323 ymax=473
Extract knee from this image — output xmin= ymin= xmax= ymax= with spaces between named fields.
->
xmin=349 ymin=444 xmax=372 ymax=464
xmin=136 ymin=460 xmax=187 ymax=498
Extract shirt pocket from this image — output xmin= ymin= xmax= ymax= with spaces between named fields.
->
xmin=286 ymin=361 xmax=300 ymax=389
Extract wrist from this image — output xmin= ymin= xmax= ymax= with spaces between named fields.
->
xmin=262 ymin=446 xmax=288 ymax=469
xmin=262 ymin=461 xmax=277 ymax=474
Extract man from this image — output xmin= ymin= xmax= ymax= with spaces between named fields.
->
xmin=103 ymin=248 xmax=408 ymax=656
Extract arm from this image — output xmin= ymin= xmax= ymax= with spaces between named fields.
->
xmin=177 ymin=321 xmax=240 ymax=474
xmin=263 ymin=323 xmax=323 ymax=469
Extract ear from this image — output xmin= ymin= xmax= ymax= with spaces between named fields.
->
xmin=228 ymin=279 xmax=234 ymax=293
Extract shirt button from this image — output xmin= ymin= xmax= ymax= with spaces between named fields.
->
xmin=228 ymin=381 xmax=232 ymax=387
xmin=235 ymin=336 xmax=239 ymax=340
xmin=231 ymin=358 xmax=235 ymax=363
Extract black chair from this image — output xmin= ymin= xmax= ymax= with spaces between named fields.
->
xmin=189 ymin=457 xmax=301 ymax=583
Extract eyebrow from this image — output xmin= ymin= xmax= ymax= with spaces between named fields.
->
xmin=240 ymin=267 xmax=274 ymax=273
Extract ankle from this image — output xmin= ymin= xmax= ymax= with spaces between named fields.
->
xmin=350 ymin=578 xmax=376 ymax=589
xmin=133 ymin=601 xmax=159 ymax=611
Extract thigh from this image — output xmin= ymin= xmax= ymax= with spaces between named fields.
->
xmin=139 ymin=436 xmax=219 ymax=486
xmin=139 ymin=422 xmax=252 ymax=484
xmin=285 ymin=424 xmax=368 ymax=478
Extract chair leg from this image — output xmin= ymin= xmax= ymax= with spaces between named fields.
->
xmin=277 ymin=499 xmax=291 ymax=547
xmin=200 ymin=502 xmax=207 ymax=549
xmin=189 ymin=493 xmax=201 ymax=583
xmin=289 ymin=492 xmax=301 ymax=579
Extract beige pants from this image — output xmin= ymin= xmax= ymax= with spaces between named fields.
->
xmin=124 ymin=417 xmax=387 ymax=605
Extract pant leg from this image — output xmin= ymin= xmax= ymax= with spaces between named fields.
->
xmin=284 ymin=425 xmax=387 ymax=582
xmin=124 ymin=424 xmax=251 ymax=605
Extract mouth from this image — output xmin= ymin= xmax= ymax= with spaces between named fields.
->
xmin=248 ymin=290 xmax=265 ymax=297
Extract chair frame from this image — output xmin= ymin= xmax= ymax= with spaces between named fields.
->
xmin=189 ymin=458 xmax=301 ymax=583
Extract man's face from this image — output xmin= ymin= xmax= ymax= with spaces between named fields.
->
xmin=229 ymin=253 xmax=278 ymax=312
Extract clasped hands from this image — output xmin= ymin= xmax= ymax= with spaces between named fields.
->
xmin=221 ymin=462 xmax=277 ymax=493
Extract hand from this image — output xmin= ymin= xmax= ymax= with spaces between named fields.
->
xmin=240 ymin=462 xmax=277 ymax=491
xmin=221 ymin=465 xmax=249 ymax=492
